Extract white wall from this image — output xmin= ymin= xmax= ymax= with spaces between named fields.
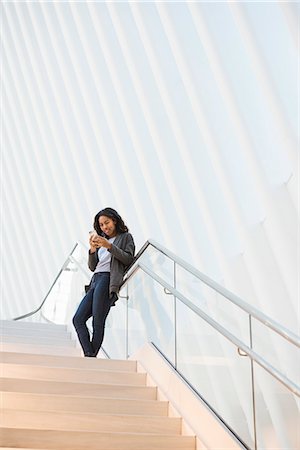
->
xmin=2 ymin=1 xmax=298 ymax=333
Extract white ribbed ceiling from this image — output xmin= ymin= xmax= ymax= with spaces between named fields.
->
xmin=1 ymin=1 xmax=299 ymax=333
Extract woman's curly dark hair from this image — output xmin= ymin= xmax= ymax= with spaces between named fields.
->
xmin=93 ymin=207 xmax=129 ymax=237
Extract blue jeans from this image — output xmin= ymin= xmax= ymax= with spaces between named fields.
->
xmin=72 ymin=272 xmax=111 ymax=357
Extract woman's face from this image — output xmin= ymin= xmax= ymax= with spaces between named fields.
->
xmin=99 ymin=215 xmax=117 ymax=238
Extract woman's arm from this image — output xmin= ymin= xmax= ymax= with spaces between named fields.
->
xmin=88 ymin=250 xmax=98 ymax=271
xmin=108 ymin=233 xmax=135 ymax=266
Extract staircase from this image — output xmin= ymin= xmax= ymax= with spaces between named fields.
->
xmin=0 ymin=320 xmax=196 ymax=450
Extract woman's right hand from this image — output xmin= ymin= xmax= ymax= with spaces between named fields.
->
xmin=89 ymin=232 xmax=99 ymax=253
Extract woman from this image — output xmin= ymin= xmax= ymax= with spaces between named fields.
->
xmin=73 ymin=207 xmax=135 ymax=357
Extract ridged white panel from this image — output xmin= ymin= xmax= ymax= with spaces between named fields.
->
xmin=2 ymin=1 xmax=298 ymax=337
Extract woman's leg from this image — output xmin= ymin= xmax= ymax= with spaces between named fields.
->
xmin=91 ymin=273 xmax=111 ymax=357
xmin=72 ymin=290 xmax=94 ymax=356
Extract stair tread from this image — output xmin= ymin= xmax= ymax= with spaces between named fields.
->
xmin=2 ymin=362 xmax=143 ymax=375
xmin=3 ymin=428 xmax=185 ymax=437
xmin=1 ymin=376 xmax=151 ymax=389
xmin=1 ymin=333 xmax=74 ymax=341
xmin=3 ymin=391 xmax=164 ymax=404
xmin=2 ymin=408 xmax=181 ymax=434
xmin=3 ymin=391 xmax=168 ymax=415
xmin=1 ymin=328 xmax=71 ymax=336
xmin=2 ymin=363 xmax=146 ymax=385
xmin=1 ymin=377 xmax=157 ymax=401
xmin=1 ymin=351 xmax=137 ymax=371
xmin=1 ymin=427 xmax=195 ymax=450
xmin=1 ymin=342 xmax=81 ymax=356
xmin=2 ymin=426 xmax=195 ymax=437
xmin=2 ymin=407 xmax=179 ymax=420
xmin=1 ymin=335 xmax=77 ymax=346
xmin=0 ymin=320 xmax=67 ymax=330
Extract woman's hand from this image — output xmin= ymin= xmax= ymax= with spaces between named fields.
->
xmin=89 ymin=232 xmax=100 ymax=253
xmin=92 ymin=235 xmax=112 ymax=250
xmin=89 ymin=232 xmax=112 ymax=251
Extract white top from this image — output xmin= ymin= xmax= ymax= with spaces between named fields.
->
xmin=94 ymin=236 xmax=116 ymax=273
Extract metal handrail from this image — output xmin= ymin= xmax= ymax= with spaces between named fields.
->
xmin=122 ymin=239 xmax=300 ymax=349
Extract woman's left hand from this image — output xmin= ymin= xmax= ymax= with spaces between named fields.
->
xmin=92 ymin=235 xmax=112 ymax=250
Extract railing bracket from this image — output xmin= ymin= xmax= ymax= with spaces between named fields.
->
xmin=238 ymin=348 xmax=248 ymax=357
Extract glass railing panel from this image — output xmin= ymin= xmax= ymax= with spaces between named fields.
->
xmin=125 ymin=270 xmax=176 ymax=364
xmin=41 ymin=243 xmax=91 ymax=326
xmin=41 ymin=262 xmax=87 ymax=325
xmin=102 ymin=290 xmax=128 ymax=359
xmin=251 ymin=317 xmax=300 ymax=387
xmin=175 ymin=298 xmax=254 ymax=449
xmin=176 ymin=264 xmax=251 ymax=345
xmin=138 ymin=246 xmax=175 ymax=287
xmin=253 ymin=362 xmax=300 ymax=449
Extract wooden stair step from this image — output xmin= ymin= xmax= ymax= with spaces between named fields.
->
xmin=1 ymin=427 xmax=196 ymax=449
xmin=1 ymin=377 xmax=157 ymax=400
xmin=0 ymin=320 xmax=67 ymax=332
xmin=3 ymin=391 xmax=168 ymax=416
xmin=1 ymin=327 xmax=71 ymax=338
xmin=2 ymin=363 xmax=146 ymax=385
xmin=1 ymin=334 xmax=77 ymax=347
xmin=0 ymin=342 xmax=81 ymax=356
xmin=2 ymin=408 xmax=182 ymax=434
xmin=1 ymin=351 xmax=137 ymax=371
